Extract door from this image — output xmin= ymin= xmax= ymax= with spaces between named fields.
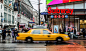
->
xmin=31 ymin=30 xmax=43 ymax=40
xmin=42 ymin=30 xmax=55 ymax=41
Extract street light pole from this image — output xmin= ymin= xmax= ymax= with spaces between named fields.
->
xmin=38 ymin=0 xmax=40 ymax=25
xmin=18 ymin=0 xmax=20 ymax=30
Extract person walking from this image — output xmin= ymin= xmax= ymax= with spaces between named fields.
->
xmin=74 ymin=28 xmax=76 ymax=35
xmin=12 ymin=30 xmax=14 ymax=41
xmin=59 ymin=28 xmax=61 ymax=33
xmin=2 ymin=28 xmax=6 ymax=41
xmin=82 ymin=28 xmax=85 ymax=38
xmin=14 ymin=29 xmax=18 ymax=41
xmin=7 ymin=30 xmax=11 ymax=37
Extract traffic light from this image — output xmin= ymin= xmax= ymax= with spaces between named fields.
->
xmin=41 ymin=21 xmax=44 ymax=25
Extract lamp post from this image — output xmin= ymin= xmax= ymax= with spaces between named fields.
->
xmin=18 ymin=0 xmax=20 ymax=30
xmin=38 ymin=0 xmax=42 ymax=25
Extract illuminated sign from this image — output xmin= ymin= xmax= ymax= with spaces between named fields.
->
xmin=51 ymin=15 xmax=68 ymax=18
xmin=48 ymin=7 xmax=73 ymax=15
xmin=47 ymin=0 xmax=82 ymax=5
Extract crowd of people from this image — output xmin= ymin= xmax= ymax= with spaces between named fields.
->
xmin=0 ymin=28 xmax=31 ymax=42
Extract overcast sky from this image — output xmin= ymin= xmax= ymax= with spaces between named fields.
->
xmin=30 ymin=0 xmax=46 ymax=12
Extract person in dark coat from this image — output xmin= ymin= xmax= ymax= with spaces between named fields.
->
xmin=74 ymin=28 xmax=76 ymax=35
xmin=82 ymin=28 xmax=85 ymax=38
xmin=14 ymin=29 xmax=18 ymax=40
xmin=7 ymin=30 xmax=11 ymax=37
xmin=59 ymin=28 xmax=61 ymax=33
xmin=2 ymin=28 xmax=6 ymax=40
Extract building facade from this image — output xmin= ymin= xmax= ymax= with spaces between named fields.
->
xmin=16 ymin=0 xmax=34 ymax=28
xmin=0 ymin=0 xmax=15 ymax=29
xmin=45 ymin=0 xmax=86 ymax=34
xmin=33 ymin=11 xmax=39 ymax=24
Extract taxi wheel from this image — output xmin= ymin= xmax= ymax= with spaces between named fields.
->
xmin=26 ymin=37 xmax=33 ymax=43
xmin=56 ymin=37 xmax=63 ymax=43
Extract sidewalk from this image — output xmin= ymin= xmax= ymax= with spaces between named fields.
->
xmin=71 ymin=38 xmax=86 ymax=40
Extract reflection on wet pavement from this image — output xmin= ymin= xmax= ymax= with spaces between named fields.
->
xmin=46 ymin=40 xmax=86 ymax=51
xmin=0 ymin=35 xmax=86 ymax=51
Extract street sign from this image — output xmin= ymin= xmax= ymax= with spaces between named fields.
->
xmin=41 ymin=12 xmax=48 ymax=15
xmin=62 ymin=15 xmax=65 ymax=18
xmin=54 ymin=15 xmax=57 ymax=18
xmin=29 ymin=22 xmax=35 ymax=23
xmin=58 ymin=15 xmax=61 ymax=18
xmin=65 ymin=15 xmax=68 ymax=18
xmin=51 ymin=15 xmax=54 ymax=18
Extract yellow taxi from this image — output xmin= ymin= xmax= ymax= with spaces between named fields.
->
xmin=16 ymin=29 xmax=70 ymax=42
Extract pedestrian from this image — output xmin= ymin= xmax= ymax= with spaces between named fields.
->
xmin=26 ymin=28 xmax=29 ymax=32
xmin=24 ymin=28 xmax=28 ymax=32
xmin=12 ymin=30 xmax=14 ymax=41
xmin=2 ymin=28 xmax=6 ymax=41
xmin=7 ymin=30 xmax=11 ymax=37
xmin=74 ymin=28 xmax=76 ymax=35
xmin=14 ymin=28 xmax=18 ymax=41
xmin=82 ymin=28 xmax=85 ymax=38
xmin=59 ymin=28 xmax=61 ymax=33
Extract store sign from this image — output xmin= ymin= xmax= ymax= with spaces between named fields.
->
xmin=48 ymin=7 xmax=73 ymax=15
xmin=54 ymin=15 xmax=57 ymax=18
xmin=51 ymin=15 xmax=54 ymax=18
xmin=65 ymin=15 xmax=68 ymax=18
xmin=51 ymin=15 xmax=68 ymax=18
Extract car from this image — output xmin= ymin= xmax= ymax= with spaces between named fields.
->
xmin=16 ymin=29 xmax=70 ymax=43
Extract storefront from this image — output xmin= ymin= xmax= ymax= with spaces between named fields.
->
xmin=43 ymin=0 xmax=86 ymax=35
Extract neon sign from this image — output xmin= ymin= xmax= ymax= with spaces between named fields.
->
xmin=48 ymin=7 xmax=74 ymax=15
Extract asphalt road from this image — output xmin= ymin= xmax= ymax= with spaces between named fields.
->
xmin=0 ymin=36 xmax=86 ymax=51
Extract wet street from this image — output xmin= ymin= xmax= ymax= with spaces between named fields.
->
xmin=0 ymin=36 xmax=86 ymax=51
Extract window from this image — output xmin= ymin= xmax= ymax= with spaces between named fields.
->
xmin=12 ymin=11 xmax=14 ymax=14
xmin=12 ymin=16 xmax=14 ymax=24
xmin=4 ymin=7 xmax=7 ymax=11
xmin=4 ymin=0 xmax=7 ymax=4
xmin=32 ymin=30 xmax=40 ymax=34
xmin=4 ymin=13 xmax=7 ymax=23
xmin=8 ymin=9 xmax=11 ymax=13
xmin=43 ymin=30 xmax=51 ymax=34
xmin=1 ymin=5 xmax=2 ymax=9
xmin=8 ymin=14 xmax=11 ymax=23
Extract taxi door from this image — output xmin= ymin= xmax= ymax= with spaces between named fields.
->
xmin=30 ymin=29 xmax=43 ymax=41
xmin=41 ymin=29 xmax=55 ymax=41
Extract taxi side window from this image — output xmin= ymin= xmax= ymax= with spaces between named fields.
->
xmin=43 ymin=30 xmax=51 ymax=34
xmin=32 ymin=30 xmax=40 ymax=34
